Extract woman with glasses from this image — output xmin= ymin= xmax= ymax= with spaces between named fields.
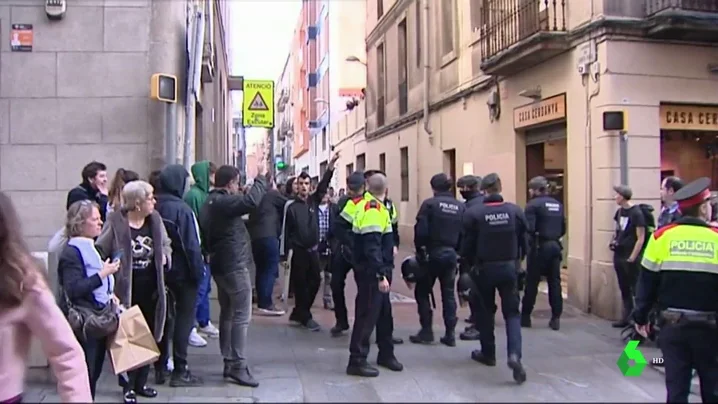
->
xmin=96 ymin=181 xmax=172 ymax=404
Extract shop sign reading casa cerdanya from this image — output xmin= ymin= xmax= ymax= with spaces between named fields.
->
xmin=514 ymin=94 xmax=566 ymax=130
xmin=659 ymin=104 xmax=718 ymax=131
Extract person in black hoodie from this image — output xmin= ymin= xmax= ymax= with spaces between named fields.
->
xmin=153 ymin=164 xmax=205 ymax=387
xmin=247 ymin=175 xmax=289 ymax=316
xmin=285 ymin=153 xmax=339 ymax=331
xmin=199 ymin=165 xmax=267 ymax=388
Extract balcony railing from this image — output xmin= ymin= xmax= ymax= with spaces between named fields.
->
xmin=646 ymin=0 xmax=718 ymax=16
xmin=398 ymin=80 xmax=408 ymax=116
xmin=481 ymin=0 xmax=567 ymax=62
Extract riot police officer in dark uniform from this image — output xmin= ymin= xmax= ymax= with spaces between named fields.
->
xmin=456 ymin=175 xmax=485 ymax=341
xmin=457 ymin=175 xmax=484 ymax=208
xmin=634 ymin=177 xmax=718 ymax=403
xmin=520 ymin=176 xmax=565 ymax=331
xmin=460 ymin=173 xmax=528 ymax=384
xmin=409 ymin=173 xmax=465 ymax=347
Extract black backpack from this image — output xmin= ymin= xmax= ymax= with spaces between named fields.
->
xmin=637 ymin=204 xmax=656 ymax=234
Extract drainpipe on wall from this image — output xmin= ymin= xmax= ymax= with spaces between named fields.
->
xmin=183 ymin=2 xmax=206 ymax=171
xmin=422 ymin=0 xmax=432 ymax=141
xmin=583 ymin=72 xmax=601 ymax=313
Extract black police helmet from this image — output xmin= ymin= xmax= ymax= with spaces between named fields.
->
xmin=480 ymin=173 xmax=501 ymax=192
xmin=456 ymin=272 xmax=474 ymax=299
xmin=401 ymin=255 xmax=424 ymax=283
xmin=528 ymin=176 xmax=549 ymax=191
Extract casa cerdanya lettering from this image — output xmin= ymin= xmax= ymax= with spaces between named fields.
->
xmin=660 ymin=104 xmax=718 ymax=131
xmin=513 ymin=94 xmax=567 ymax=130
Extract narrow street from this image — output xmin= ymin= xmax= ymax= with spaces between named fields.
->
xmin=24 ymin=251 xmax=679 ymax=403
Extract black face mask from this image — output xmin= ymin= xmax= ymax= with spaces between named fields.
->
xmin=460 ymin=191 xmax=473 ymax=200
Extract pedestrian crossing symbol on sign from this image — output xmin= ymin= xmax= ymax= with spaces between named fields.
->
xmin=248 ymin=92 xmax=269 ymax=111
xmin=242 ymin=79 xmax=275 ymax=128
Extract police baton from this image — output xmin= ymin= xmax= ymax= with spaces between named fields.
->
xmin=429 ymin=290 xmax=437 ymax=309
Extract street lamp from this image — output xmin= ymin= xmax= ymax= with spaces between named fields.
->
xmin=345 ymin=55 xmax=367 ymax=66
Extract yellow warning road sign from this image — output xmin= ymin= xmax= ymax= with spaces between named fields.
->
xmin=242 ymin=80 xmax=274 ymax=128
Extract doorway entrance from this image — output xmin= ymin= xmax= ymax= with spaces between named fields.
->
xmin=525 ymin=125 xmax=568 ymax=298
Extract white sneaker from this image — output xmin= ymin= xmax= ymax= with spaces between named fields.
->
xmin=256 ymin=305 xmax=286 ymax=317
xmin=188 ymin=327 xmax=208 ymax=347
xmin=167 ymin=357 xmax=174 ymax=372
xmin=199 ymin=322 xmax=220 ymax=338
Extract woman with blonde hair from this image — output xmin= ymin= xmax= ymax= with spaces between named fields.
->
xmin=96 ymin=181 xmax=171 ymax=404
xmin=108 ymin=168 xmax=140 ymax=214
xmin=58 ymin=199 xmax=121 ymax=400
xmin=0 ymin=193 xmax=92 ymax=403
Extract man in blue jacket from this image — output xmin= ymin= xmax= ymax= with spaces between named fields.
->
xmin=154 ymin=164 xmax=206 ymax=387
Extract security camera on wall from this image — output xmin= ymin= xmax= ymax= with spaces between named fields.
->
xmin=45 ymin=0 xmax=66 ymax=20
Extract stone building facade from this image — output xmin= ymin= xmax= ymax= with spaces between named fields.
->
xmin=352 ymin=0 xmax=718 ymax=319
xmin=0 ymin=0 xmax=232 ymax=251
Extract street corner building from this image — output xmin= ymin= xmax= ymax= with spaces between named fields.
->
xmin=335 ymin=0 xmax=718 ymax=320
xmin=0 ymin=0 xmax=233 ymax=251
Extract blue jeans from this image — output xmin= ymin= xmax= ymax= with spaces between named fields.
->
xmin=253 ymin=237 xmax=280 ymax=309
xmin=195 ymin=264 xmax=211 ymax=327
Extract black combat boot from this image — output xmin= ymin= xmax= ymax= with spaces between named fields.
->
xmin=520 ymin=313 xmax=532 ymax=328
xmin=330 ymin=323 xmax=350 ymax=337
xmin=507 ymin=354 xmax=527 ymax=384
xmin=346 ymin=360 xmax=380 ymax=377
xmin=460 ymin=327 xmax=480 ymax=341
xmin=409 ymin=329 xmax=434 ymax=344
xmin=470 ymin=350 xmax=496 ymax=367
xmin=377 ymin=355 xmax=404 ymax=372
xmin=548 ymin=316 xmax=560 ymax=331
xmin=439 ymin=330 xmax=456 ymax=347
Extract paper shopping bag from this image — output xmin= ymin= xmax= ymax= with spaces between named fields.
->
xmin=108 ymin=305 xmax=160 ymax=375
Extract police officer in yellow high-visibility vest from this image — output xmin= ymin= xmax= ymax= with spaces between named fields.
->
xmin=346 ymin=173 xmax=403 ymax=378
xmin=363 ymin=169 xmax=404 ymax=345
xmin=330 ymin=172 xmax=367 ymax=336
xmin=633 ymin=177 xmax=718 ymax=403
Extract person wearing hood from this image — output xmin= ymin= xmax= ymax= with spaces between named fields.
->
xmin=154 ymin=164 xmax=205 ymax=387
xmin=184 ymin=161 xmax=220 ymax=344
xmin=409 ymin=173 xmax=465 ymax=347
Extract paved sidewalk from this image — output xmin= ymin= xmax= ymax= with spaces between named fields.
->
xmin=24 ymin=250 xmax=685 ymax=402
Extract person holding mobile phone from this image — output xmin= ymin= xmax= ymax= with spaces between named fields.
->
xmin=58 ymin=200 xmax=121 ymax=400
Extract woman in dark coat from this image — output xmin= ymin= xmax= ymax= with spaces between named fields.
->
xmin=96 ymin=180 xmax=172 ymax=404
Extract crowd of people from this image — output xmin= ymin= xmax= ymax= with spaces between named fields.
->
xmin=0 ymin=152 xmax=717 ymax=403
